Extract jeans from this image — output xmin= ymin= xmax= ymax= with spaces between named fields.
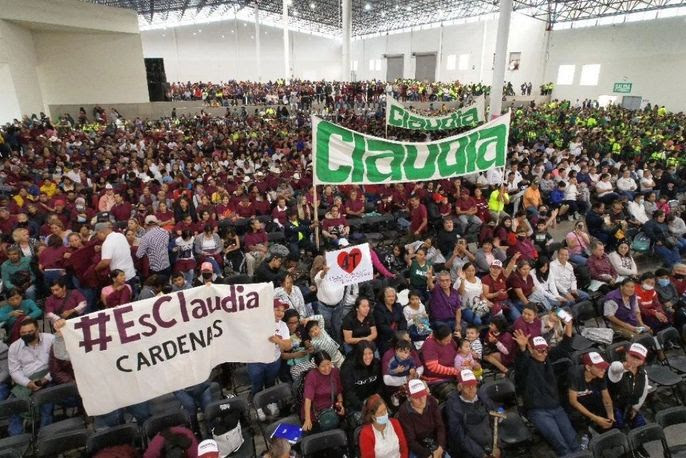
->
xmin=72 ymin=276 xmax=96 ymax=314
xmin=94 ymin=401 xmax=152 ymax=429
xmin=174 ymin=382 xmax=215 ymax=427
xmin=8 ymin=393 xmax=53 ymax=436
xmin=247 ymin=359 xmax=281 ymax=396
xmin=318 ymin=302 xmax=344 ymax=343
xmin=655 ymin=245 xmax=681 ymax=268
xmin=457 ymin=215 xmax=482 ymax=234
xmin=569 ymin=254 xmax=588 ymax=266
xmin=614 ymin=407 xmax=646 ymax=430
xmin=462 ymin=308 xmax=483 ymax=326
xmin=528 ymin=406 xmax=580 ymax=456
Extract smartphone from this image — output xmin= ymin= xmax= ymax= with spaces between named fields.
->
xmin=556 ymin=308 xmax=572 ymax=323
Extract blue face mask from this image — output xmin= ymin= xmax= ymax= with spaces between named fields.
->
xmin=658 ymin=278 xmax=670 ymax=287
xmin=375 ymin=414 xmax=389 ymax=425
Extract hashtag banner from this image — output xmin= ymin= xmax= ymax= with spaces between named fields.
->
xmin=61 ymin=283 xmax=276 ymax=416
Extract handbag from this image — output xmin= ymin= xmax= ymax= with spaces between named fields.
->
xmin=315 ymin=376 xmax=340 ymax=431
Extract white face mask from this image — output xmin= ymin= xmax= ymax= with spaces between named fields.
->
xmin=642 ymin=283 xmax=654 ymax=291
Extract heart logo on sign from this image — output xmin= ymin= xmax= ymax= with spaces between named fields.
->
xmin=337 ymin=248 xmax=362 ymax=274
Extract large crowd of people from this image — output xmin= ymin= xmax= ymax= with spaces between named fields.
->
xmin=0 ymin=82 xmax=685 ymax=457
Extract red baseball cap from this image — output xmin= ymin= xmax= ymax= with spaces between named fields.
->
xmin=197 ymin=439 xmax=219 ymax=458
xmin=273 ymin=299 xmax=289 ymax=310
xmin=458 ymin=369 xmax=478 ymax=387
xmin=582 ymin=351 xmax=609 ymax=370
xmin=628 ymin=343 xmax=647 ymax=361
xmin=531 ymin=336 xmax=549 ymax=352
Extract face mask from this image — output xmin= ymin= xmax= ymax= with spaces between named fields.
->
xmin=642 ymin=283 xmax=654 ymax=291
xmin=21 ymin=333 xmax=36 ymax=345
xmin=517 ymin=235 xmax=526 ymax=240
xmin=375 ymin=414 xmax=389 ymax=425
xmin=202 ymin=272 xmax=213 ymax=280
xmin=658 ymin=278 xmax=670 ymax=287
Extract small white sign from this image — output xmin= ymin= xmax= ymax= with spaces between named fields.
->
xmin=325 ymin=243 xmax=374 ymax=286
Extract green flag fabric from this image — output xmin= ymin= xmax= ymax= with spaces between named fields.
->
xmin=312 ymin=112 xmax=510 ymax=185
xmin=385 ymin=95 xmax=486 ymax=131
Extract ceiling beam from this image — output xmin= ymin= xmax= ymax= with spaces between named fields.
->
xmin=179 ymin=0 xmax=191 ymax=18
xmin=149 ymin=0 xmax=155 ymax=21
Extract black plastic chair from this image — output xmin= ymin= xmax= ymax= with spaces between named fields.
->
xmin=35 ymin=428 xmax=89 ymax=457
xmin=479 ymin=379 xmax=532 ymax=447
xmin=142 ymin=410 xmax=190 ymax=442
xmin=628 ymin=423 xmax=671 ymax=458
xmin=300 ymin=429 xmax=348 ymax=457
xmin=633 ymin=333 xmax=684 ymax=402
xmin=31 ymin=383 xmax=84 ymax=438
xmin=656 ymin=407 xmax=686 ymax=455
xmin=588 ymin=429 xmax=630 ymax=458
xmin=148 ymin=393 xmax=184 ymax=416
xmin=204 ymin=398 xmax=255 ymax=458
xmin=253 ymin=383 xmax=295 ymax=442
xmin=0 ymin=397 xmax=31 ymax=444
xmin=86 ymin=423 xmax=140 ymax=455
xmin=657 ymin=327 xmax=686 ymax=374
xmin=0 ymin=449 xmax=22 ymax=458
xmin=564 ymin=451 xmax=593 ymax=458
xmin=606 ymin=341 xmax=630 ymax=362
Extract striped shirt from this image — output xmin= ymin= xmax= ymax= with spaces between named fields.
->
xmin=136 ymin=226 xmax=171 ymax=272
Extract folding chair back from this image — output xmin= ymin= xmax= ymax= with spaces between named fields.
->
xmin=86 ymin=423 xmax=140 ymax=455
xmin=143 ymin=411 xmax=189 ymax=441
xmin=628 ymin=424 xmax=670 ymax=458
xmin=589 ymin=429 xmax=630 ymax=458
xmin=300 ymin=429 xmax=347 ymax=457
xmin=35 ymin=428 xmax=89 ymax=457
xmin=656 ymin=406 xmax=686 ymax=429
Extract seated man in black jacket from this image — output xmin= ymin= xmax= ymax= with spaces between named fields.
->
xmin=284 ymin=209 xmax=315 ymax=258
xmin=513 ymin=331 xmax=580 ymax=457
xmin=445 ymin=369 xmax=499 ymax=458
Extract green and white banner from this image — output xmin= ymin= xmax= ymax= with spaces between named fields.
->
xmin=385 ymin=95 xmax=486 ymax=131
xmin=312 ymin=112 xmax=509 ymax=185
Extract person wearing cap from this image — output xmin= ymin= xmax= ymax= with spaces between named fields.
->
xmin=98 ymin=183 xmax=116 ymax=212
xmin=445 ymin=369 xmax=498 ymax=458
xmin=397 ymin=379 xmax=448 ymax=458
xmin=513 ymin=330 xmax=579 ymax=456
xmin=248 ymin=299 xmax=292 ymax=397
xmin=603 ymin=277 xmax=651 ymax=339
xmin=606 ymin=342 xmax=649 ymax=430
xmin=136 ymin=215 xmax=171 ymax=279
xmin=567 ymin=352 xmax=615 ymax=432
xmin=198 ymin=439 xmax=220 ymax=458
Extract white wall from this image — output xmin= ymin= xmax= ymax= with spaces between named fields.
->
xmin=351 ymin=13 xmax=548 ymax=87
xmin=140 ymin=20 xmax=342 ymax=82
xmin=545 ymin=17 xmax=686 ymax=111
xmin=34 ymin=31 xmax=149 ymax=106
xmin=0 ymin=19 xmax=44 ymax=122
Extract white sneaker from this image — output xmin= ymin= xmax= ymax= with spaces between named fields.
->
xmin=257 ymin=408 xmax=267 ymax=422
xmin=266 ymin=402 xmax=280 ymax=417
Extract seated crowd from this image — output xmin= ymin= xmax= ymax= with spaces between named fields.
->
xmin=0 ymin=94 xmax=685 ymax=457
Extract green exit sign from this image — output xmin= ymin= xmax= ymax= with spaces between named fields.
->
xmin=613 ymin=82 xmax=632 ymax=93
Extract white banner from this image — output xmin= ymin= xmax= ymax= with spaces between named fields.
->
xmin=313 ymin=112 xmax=510 ymax=185
xmin=385 ymin=95 xmax=486 ymax=130
xmin=324 ymin=243 xmax=374 ymax=286
xmin=62 ymin=283 xmax=276 ymax=416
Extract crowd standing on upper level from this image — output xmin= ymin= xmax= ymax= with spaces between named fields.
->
xmin=0 ymin=79 xmax=685 ymax=457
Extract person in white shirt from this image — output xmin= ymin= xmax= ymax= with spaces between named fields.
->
xmin=548 ymin=248 xmax=590 ymax=305
xmin=7 ymin=318 xmax=55 ymax=435
xmin=627 ymin=194 xmax=649 ymax=225
xmin=616 ymin=170 xmax=638 ymax=200
xmin=608 ymin=241 xmax=638 ymax=281
xmin=314 ymin=264 xmax=345 ymax=337
xmin=94 ymin=222 xmax=137 ymax=282
xmin=640 ymin=170 xmax=656 ymax=193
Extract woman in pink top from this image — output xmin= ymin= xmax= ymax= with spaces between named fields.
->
xmin=565 ymin=221 xmax=590 ymax=265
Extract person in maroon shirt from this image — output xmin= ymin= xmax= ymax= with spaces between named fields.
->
xmin=44 ymin=277 xmax=87 ymax=324
xmin=244 ymin=218 xmax=270 ymax=277
xmin=236 ymin=194 xmax=255 ymax=218
xmin=507 ymin=227 xmax=539 ymax=261
xmin=174 ymin=215 xmax=200 ymax=236
xmin=512 ymin=303 xmax=543 ymax=339
xmin=508 ymin=260 xmax=537 ymax=313
xmin=252 ymin=193 xmax=271 ymax=216
xmin=321 ymin=206 xmax=349 ymax=246
xmin=110 ymin=193 xmax=133 ymax=222
xmin=70 ymin=197 xmax=95 ymax=227
xmin=0 ymin=207 xmax=17 ymax=236
xmin=344 ymin=189 xmax=365 ymax=218
xmin=271 ymin=196 xmax=288 ymax=228
xmin=52 ymin=200 xmax=71 ymax=228
xmin=482 ymin=255 xmax=521 ymax=321
xmin=455 ymin=188 xmax=482 ymax=235
xmin=409 ymin=195 xmax=428 ymax=239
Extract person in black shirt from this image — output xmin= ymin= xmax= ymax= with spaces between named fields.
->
xmin=373 ymin=287 xmax=407 ymax=356
xmin=341 ymin=297 xmax=377 ymax=355
xmin=567 ymin=352 xmax=614 ymax=432
xmin=514 ymin=331 xmax=579 ymax=456
xmin=436 ymin=218 xmax=460 ymax=258
xmin=254 ymin=253 xmax=286 ymax=286
xmin=340 ymin=341 xmax=381 ymax=424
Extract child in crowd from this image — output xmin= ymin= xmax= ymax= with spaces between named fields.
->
xmin=304 ymin=317 xmax=345 ymax=368
xmin=387 ymin=339 xmax=417 ymax=379
xmin=454 ymin=338 xmax=483 ymax=380
xmin=403 ymin=290 xmax=432 ymax=343
xmin=465 ymin=324 xmax=484 ymax=365
xmin=173 ymin=229 xmax=196 ymax=286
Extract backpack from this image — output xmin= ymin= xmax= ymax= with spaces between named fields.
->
xmin=631 ymin=232 xmax=651 ymax=253
xmin=211 ymin=404 xmax=244 ymax=455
